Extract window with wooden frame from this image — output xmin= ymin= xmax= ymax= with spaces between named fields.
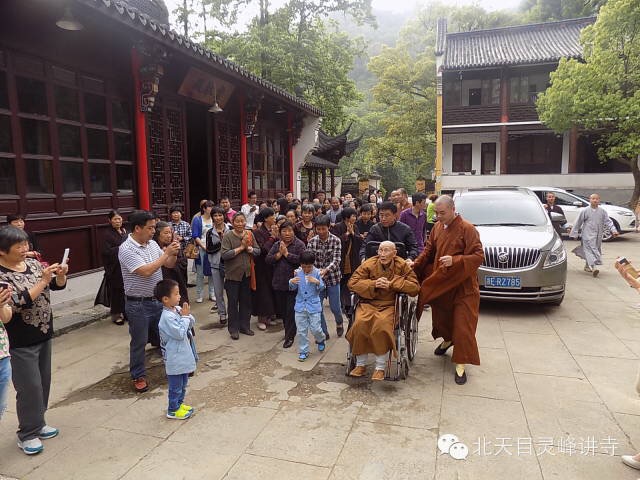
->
xmin=452 ymin=143 xmax=472 ymax=173
xmin=0 ymin=50 xmax=134 ymax=212
xmin=247 ymin=125 xmax=289 ymax=199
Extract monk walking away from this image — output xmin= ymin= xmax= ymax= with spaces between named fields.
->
xmin=569 ymin=193 xmax=618 ymax=277
xmin=414 ymin=195 xmax=483 ymax=385
xmin=346 ymin=241 xmax=420 ymax=381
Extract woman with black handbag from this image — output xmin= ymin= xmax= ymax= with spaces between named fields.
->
xmin=206 ymin=207 xmax=229 ymax=324
xmin=97 ymin=211 xmax=127 ymax=325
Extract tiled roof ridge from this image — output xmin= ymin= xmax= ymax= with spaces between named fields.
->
xmin=446 ymin=15 xmax=595 ymax=38
xmin=76 ymin=0 xmax=323 ymax=116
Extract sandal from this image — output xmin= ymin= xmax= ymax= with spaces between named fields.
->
xmin=113 ymin=315 xmax=125 ymax=326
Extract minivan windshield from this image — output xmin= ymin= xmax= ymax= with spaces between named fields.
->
xmin=455 ymin=193 xmax=548 ymax=227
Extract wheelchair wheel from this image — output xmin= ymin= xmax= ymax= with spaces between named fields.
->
xmin=406 ymin=303 xmax=418 ymax=361
xmin=400 ymin=358 xmax=409 ymax=380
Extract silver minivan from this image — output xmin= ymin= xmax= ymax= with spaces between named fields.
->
xmin=453 ymin=187 xmax=567 ymax=305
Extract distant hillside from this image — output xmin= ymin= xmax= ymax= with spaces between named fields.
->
xmin=331 ymin=8 xmax=414 ymax=91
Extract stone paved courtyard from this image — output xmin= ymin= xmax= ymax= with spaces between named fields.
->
xmin=2 ymin=236 xmax=640 ymax=479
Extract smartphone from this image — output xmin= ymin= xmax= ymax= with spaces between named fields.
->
xmin=0 ymin=281 xmax=10 ymax=290
xmin=61 ymin=248 xmax=70 ymax=265
xmin=619 ymin=257 xmax=629 ymax=265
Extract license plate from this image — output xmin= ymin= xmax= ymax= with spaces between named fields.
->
xmin=484 ymin=276 xmax=521 ymax=289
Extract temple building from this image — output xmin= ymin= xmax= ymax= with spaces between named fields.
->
xmin=0 ymin=0 xmax=321 ymax=276
xmin=300 ymin=125 xmax=361 ymax=199
xmin=434 ymin=16 xmax=633 ymax=199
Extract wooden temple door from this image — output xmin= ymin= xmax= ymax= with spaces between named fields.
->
xmin=214 ymin=118 xmax=241 ymax=207
xmin=147 ymin=97 xmax=189 ymax=217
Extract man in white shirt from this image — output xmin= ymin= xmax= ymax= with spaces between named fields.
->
xmin=241 ymin=191 xmax=259 ymax=229
xmin=119 ymin=210 xmax=179 ymax=393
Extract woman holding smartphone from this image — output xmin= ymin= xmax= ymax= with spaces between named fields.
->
xmin=0 ymin=225 xmax=68 ymax=455
xmin=0 ymin=281 xmax=13 ymax=421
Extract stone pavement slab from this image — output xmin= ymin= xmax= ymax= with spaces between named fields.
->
xmin=3 ymin=235 xmax=640 ymax=479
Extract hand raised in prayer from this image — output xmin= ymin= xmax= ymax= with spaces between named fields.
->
xmin=181 ymin=302 xmax=191 ymax=316
xmin=279 ymin=241 xmax=288 ymax=256
xmin=166 ymin=241 xmax=180 ymax=256
xmin=375 ymin=277 xmax=390 ymax=290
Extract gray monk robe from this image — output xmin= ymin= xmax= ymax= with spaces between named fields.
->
xmin=569 ymin=207 xmax=617 ymax=267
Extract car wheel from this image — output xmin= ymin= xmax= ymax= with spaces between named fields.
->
xmin=602 ymin=219 xmax=619 ymax=242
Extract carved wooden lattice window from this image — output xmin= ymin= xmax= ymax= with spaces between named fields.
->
xmin=216 ymin=119 xmax=241 ymax=206
xmin=147 ymin=100 xmax=186 ymax=215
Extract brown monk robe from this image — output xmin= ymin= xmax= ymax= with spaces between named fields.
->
xmin=346 ymin=245 xmax=420 ymax=377
xmin=414 ymin=203 xmax=484 ymax=372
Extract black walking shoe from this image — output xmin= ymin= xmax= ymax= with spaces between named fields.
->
xmin=283 ymin=338 xmax=294 ymax=349
xmin=454 ymin=370 xmax=467 ymax=385
xmin=336 ymin=324 xmax=344 ymax=337
xmin=230 ymin=331 xmax=239 ymax=340
xmin=434 ymin=341 xmax=453 ymax=356
xmin=240 ymin=329 xmax=255 ymax=336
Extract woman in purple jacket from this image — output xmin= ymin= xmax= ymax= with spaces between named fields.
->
xmin=266 ymin=221 xmax=306 ymax=348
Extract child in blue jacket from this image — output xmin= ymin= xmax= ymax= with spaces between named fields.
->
xmin=289 ymin=251 xmax=326 ymax=361
xmin=155 ymin=279 xmax=196 ymax=420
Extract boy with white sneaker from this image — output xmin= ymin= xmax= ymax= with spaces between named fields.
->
xmin=289 ymin=251 xmax=326 ymax=362
xmin=156 ymin=279 xmax=196 ymax=420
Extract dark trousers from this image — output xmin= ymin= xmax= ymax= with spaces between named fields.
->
xmin=167 ymin=373 xmax=188 ymax=413
xmin=340 ymin=274 xmax=352 ymax=312
xmin=125 ymin=298 xmax=162 ymax=379
xmin=10 ymin=339 xmax=52 ymax=441
xmin=225 ymin=275 xmax=251 ymax=334
xmin=274 ymin=290 xmax=297 ymax=341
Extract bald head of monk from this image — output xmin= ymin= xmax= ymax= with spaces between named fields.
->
xmin=434 ymin=195 xmax=456 ymax=225
xmin=377 ymin=241 xmax=397 ymax=266
xmin=589 ymin=193 xmax=600 ymax=209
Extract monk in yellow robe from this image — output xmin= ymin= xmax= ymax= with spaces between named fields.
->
xmin=413 ymin=195 xmax=483 ymax=385
xmin=346 ymin=241 xmax=420 ymax=381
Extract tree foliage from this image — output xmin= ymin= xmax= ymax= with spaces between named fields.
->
xmin=518 ymin=0 xmax=606 ymax=22
xmin=202 ymin=0 xmax=371 ymax=134
xmin=537 ymin=0 xmax=640 ymax=205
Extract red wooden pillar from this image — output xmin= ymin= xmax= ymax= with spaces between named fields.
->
xmin=239 ymin=93 xmax=248 ymax=204
xmin=287 ymin=111 xmax=294 ymax=192
xmin=131 ymin=47 xmax=150 ymax=210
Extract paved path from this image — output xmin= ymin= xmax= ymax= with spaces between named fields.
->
xmin=2 ymin=236 xmax=640 ymax=479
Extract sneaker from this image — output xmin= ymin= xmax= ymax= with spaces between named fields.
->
xmin=178 ymin=403 xmax=194 ymax=413
xmin=166 ymin=409 xmax=193 ymax=420
xmin=133 ymin=377 xmax=148 ymax=393
xmin=298 ymin=352 xmax=309 ymax=362
xmin=38 ymin=425 xmax=59 ymax=440
xmin=18 ymin=437 xmax=43 ymax=455
xmin=317 ymin=341 xmax=326 ymax=352
xmin=196 ymin=297 xmax=203 ymax=303
xmin=209 ymin=295 xmax=216 ymax=302
xmin=593 ymin=268 xmax=599 ymax=277
xmin=210 ymin=304 xmax=218 ymax=313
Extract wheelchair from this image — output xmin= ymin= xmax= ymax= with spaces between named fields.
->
xmin=345 ymin=241 xmax=419 ymax=380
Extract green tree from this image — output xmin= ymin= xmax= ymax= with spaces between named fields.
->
xmin=519 ymin=0 xmax=606 ymax=22
xmin=536 ymin=0 xmax=640 ymax=206
xmin=209 ymin=2 xmax=369 ymax=133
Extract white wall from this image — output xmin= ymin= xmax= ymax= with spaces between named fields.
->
xmin=293 ymin=115 xmax=321 ymax=198
xmin=440 ymin=172 xmax=634 ymax=191
xmin=442 ymin=132 xmax=501 ymax=175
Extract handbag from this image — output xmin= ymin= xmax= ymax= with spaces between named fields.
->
xmin=94 ymin=274 xmax=111 ymax=307
xmin=184 ymin=240 xmax=199 ymax=260
xmin=206 ymin=228 xmax=222 ymax=254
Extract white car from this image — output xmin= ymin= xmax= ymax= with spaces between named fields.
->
xmin=529 ymin=186 xmax=635 ymax=240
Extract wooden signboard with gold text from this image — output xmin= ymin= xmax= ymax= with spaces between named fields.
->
xmin=178 ymin=67 xmax=235 ymax=108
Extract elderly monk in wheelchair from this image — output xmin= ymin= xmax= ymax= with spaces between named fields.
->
xmin=346 ymin=241 xmax=420 ymax=380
